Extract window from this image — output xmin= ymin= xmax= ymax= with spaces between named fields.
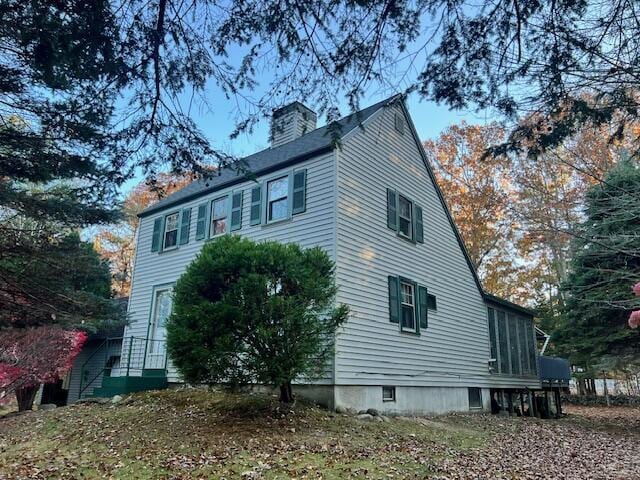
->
xmin=267 ymin=176 xmax=289 ymax=222
xmin=488 ymin=308 xmax=498 ymax=373
xmin=382 ymin=386 xmax=396 ymax=402
xmin=394 ymin=112 xmax=405 ymax=134
xmin=163 ymin=213 xmax=179 ymax=249
xmin=487 ymin=305 xmax=538 ymax=376
xmin=210 ymin=196 xmax=228 ymax=237
xmin=509 ymin=316 xmax=521 ymax=375
xmin=400 ymin=281 xmax=416 ymax=332
xmin=468 ymin=388 xmax=482 ymax=409
xmin=386 ymin=189 xmax=424 ymax=244
xmin=149 ymin=288 xmax=172 ymax=354
xmin=497 ymin=310 xmax=510 ymax=374
xmin=398 ymin=195 xmax=413 ymax=239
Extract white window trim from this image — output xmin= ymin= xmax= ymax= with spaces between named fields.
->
xmin=209 ymin=195 xmax=229 ymax=238
xmin=265 ymin=174 xmax=290 ymax=224
xmin=162 ymin=212 xmax=180 ymax=250
xmin=382 ymin=386 xmax=396 ymax=402
xmin=400 ymin=281 xmax=417 ymax=333
xmin=398 ymin=195 xmax=413 ymax=241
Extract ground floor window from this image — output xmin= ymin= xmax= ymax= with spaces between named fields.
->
xmin=149 ymin=288 xmax=173 ymax=354
xmin=382 ymin=386 xmax=396 ymax=402
xmin=468 ymin=387 xmax=482 ymax=409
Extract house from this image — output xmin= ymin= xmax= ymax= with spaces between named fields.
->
xmin=94 ymin=95 xmax=560 ymax=415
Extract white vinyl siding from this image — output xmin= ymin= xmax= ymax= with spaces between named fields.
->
xmin=123 ymin=153 xmax=336 ymax=383
xmin=334 ymin=102 xmax=540 ymax=390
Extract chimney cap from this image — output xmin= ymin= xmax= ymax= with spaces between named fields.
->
xmin=273 ymin=101 xmax=317 ymax=120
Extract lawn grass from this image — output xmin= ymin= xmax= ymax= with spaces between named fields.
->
xmin=0 ymin=389 xmax=488 ymax=479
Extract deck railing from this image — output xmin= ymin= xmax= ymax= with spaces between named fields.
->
xmin=78 ymin=336 xmax=167 ymax=397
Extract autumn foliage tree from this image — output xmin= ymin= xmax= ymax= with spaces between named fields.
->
xmin=0 ymin=326 xmax=87 ymax=411
xmin=94 ymin=173 xmax=192 ymax=296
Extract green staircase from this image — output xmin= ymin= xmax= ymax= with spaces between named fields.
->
xmin=80 ymin=336 xmax=168 ymax=398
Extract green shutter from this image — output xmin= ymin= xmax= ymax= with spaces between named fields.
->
xmin=151 ymin=217 xmax=163 ymax=252
xmin=292 ymin=169 xmax=307 ymax=214
xmin=250 ymin=185 xmax=262 ymax=225
xmin=387 ymin=188 xmax=398 ymax=230
xmin=230 ymin=191 xmax=243 ymax=231
xmin=388 ymin=276 xmax=400 ymax=324
xmin=178 ymin=208 xmax=191 ymax=245
xmin=418 ymin=285 xmax=428 ymax=330
xmin=415 ymin=204 xmax=424 ymax=243
xmin=195 ymin=203 xmax=207 ymax=240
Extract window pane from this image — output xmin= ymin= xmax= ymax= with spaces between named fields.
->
xmin=468 ymin=388 xmax=482 ymax=409
xmin=509 ymin=315 xmax=521 ymax=375
xmin=269 ymin=198 xmax=288 ymax=221
xmin=399 ymin=218 xmax=412 ymax=238
xmin=401 ymin=305 xmax=415 ymax=330
xmin=401 ymin=283 xmax=414 ymax=305
xmin=212 ymin=219 xmax=227 ymax=235
xmin=164 ymin=230 xmax=177 ymax=248
xmin=518 ymin=317 xmax=530 ymax=374
xmin=212 ymin=198 xmax=228 ymax=220
xmin=497 ymin=310 xmax=510 ymax=374
xmin=399 ymin=196 xmax=411 ymax=219
xmin=165 ymin=213 xmax=179 ymax=231
xmin=268 ymin=177 xmax=288 ymax=200
xmin=488 ymin=308 xmax=498 ymax=373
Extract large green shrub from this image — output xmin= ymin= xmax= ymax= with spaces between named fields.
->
xmin=166 ymin=235 xmax=348 ymax=402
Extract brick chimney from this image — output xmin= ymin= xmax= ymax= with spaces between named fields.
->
xmin=270 ymin=102 xmax=317 ymax=148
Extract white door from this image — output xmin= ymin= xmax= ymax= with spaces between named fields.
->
xmin=146 ymin=288 xmax=172 ymax=369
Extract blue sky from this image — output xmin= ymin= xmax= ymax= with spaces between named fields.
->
xmin=187 ymin=91 xmax=490 ymax=160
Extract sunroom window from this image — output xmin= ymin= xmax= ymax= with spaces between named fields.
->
xmin=267 ymin=176 xmax=289 ymax=222
xmin=210 ymin=196 xmax=228 ymax=237
xmin=400 ymin=281 xmax=416 ymax=332
xmin=398 ymin=195 xmax=413 ymax=240
xmin=163 ymin=212 xmax=179 ymax=249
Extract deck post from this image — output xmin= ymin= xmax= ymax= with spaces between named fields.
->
xmin=126 ymin=336 xmax=133 ymax=377
xmin=507 ymin=391 xmax=514 ymax=416
xmin=520 ymin=391 xmax=525 ymax=416
xmin=527 ymin=390 xmax=534 ymax=417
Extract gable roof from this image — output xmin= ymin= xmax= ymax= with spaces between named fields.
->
xmin=139 ymin=94 xmax=534 ymax=316
xmin=139 ymin=95 xmax=401 ymax=217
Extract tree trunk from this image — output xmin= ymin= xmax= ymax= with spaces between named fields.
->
xmin=603 ymin=371 xmax=610 ymax=407
xmin=15 ymin=385 xmax=39 ymax=412
xmin=279 ymin=381 xmax=295 ymax=404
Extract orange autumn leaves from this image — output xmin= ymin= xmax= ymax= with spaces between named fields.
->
xmin=424 ymin=121 xmax=625 ymax=306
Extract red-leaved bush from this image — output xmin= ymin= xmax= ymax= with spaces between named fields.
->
xmin=629 ymin=283 xmax=640 ymax=329
xmin=0 ymin=326 xmax=87 ymax=410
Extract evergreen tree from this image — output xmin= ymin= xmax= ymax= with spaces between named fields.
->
xmin=556 ymin=159 xmax=640 ymax=369
xmin=166 ymin=236 xmax=348 ymax=403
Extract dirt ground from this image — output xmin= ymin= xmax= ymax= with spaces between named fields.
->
xmin=0 ymin=390 xmax=638 ymax=479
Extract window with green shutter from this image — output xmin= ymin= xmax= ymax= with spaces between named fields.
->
xmin=386 ymin=188 xmax=423 ymax=244
xmin=418 ymin=286 xmax=428 ymax=329
xmin=250 ymin=185 xmax=262 ymax=225
xmin=230 ymin=191 xmax=243 ymax=231
xmin=151 ymin=217 xmax=163 ymax=252
xmin=292 ymin=169 xmax=307 ymax=214
xmin=388 ymin=276 xmax=400 ymax=324
xmin=195 ymin=203 xmax=208 ymax=240
xmin=178 ymin=208 xmax=191 ymax=245
xmin=388 ymin=275 xmax=429 ymax=334
xmin=387 ymin=189 xmax=398 ymax=230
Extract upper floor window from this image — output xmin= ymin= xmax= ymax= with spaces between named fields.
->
xmin=267 ymin=176 xmax=289 ymax=222
xmin=210 ymin=196 xmax=228 ymax=237
xmin=163 ymin=212 xmax=179 ymax=249
xmin=398 ymin=195 xmax=413 ymax=240
xmin=386 ymin=188 xmax=423 ymax=244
